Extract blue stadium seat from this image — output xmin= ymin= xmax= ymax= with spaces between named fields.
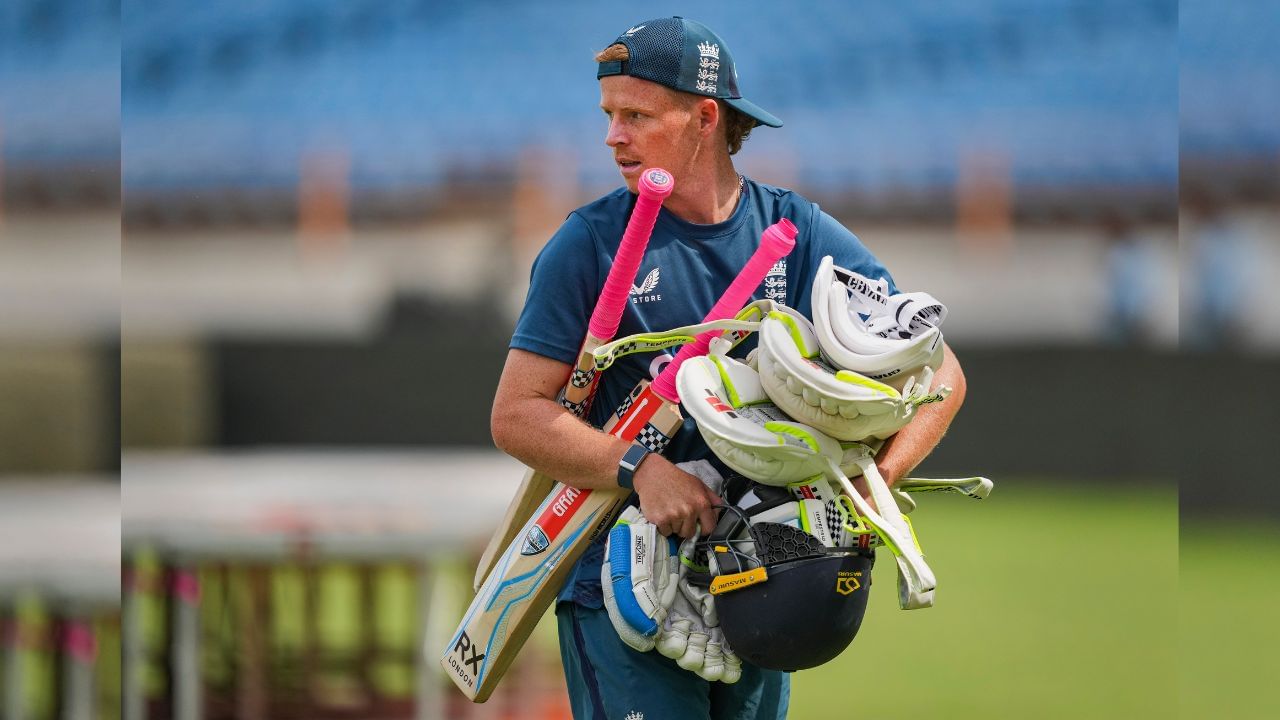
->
xmin=88 ymin=0 xmax=1256 ymax=194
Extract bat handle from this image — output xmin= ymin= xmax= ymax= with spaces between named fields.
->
xmin=589 ymin=168 xmax=675 ymax=340
xmin=650 ymin=218 xmax=798 ymax=403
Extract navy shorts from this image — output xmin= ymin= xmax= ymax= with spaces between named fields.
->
xmin=556 ymin=601 xmax=790 ymax=720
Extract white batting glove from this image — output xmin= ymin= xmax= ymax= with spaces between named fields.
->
xmin=611 ymin=460 xmax=742 ymax=682
xmin=656 ymin=587 xmax=741 ymax=683
xmin=602 ymin=506 xmax=681 ymax=652
xmin=679 ymin=539 xmax=720 ymax=628
xmin=703 ymin=626 xmax=743 ymax=684
xmin=601 ymin=553 xmax=655 ymax=652
xmin=655 ymin=586 xmax=716 ymax=671
xmin=652 ymin=539 xmax=742 ymax=683
xmin=655 ymin=583 xmax=701 ymax=663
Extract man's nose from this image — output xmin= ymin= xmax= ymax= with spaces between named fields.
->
xmin=605 ymin=119 xmax=627 ymax=147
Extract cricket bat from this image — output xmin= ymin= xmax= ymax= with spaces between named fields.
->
xmin=441 ymin=218 xmax=798 ymax=702
xmin=473 ymin=168 xmax=674 ymax=591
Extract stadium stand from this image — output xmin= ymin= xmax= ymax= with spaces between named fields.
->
xmin=0 ymin=0 xmax=118 ymax=209
xmin=0 ymin=0 xmax=118 ymax=163
xmin=116 ymin=0 xmax=1186 ymax=208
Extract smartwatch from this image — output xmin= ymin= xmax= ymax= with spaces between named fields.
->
xmin=617 ymin=445 xmax=651 ymax=491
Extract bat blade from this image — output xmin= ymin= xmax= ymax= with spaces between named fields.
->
xmin=471 ymin=467 xmax=556 ymax=591
xmin=442 ymin=386 xmax=682 ymax=701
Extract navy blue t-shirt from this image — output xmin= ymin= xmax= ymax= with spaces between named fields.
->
xmin=510 ymin=177 xmax=897 ymax=607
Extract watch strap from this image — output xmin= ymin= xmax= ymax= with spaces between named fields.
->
xmin=617 ymin=444 xmax=651 ymax=491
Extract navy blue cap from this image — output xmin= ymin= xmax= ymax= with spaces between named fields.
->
xmin=597 ymin=17 xmax=783 ymax=129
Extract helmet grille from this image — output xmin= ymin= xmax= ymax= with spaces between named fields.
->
xmin=750 ymin=522 xmax=828 ymax=564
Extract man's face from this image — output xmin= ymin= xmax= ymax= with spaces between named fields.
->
xmin=599 ymin=76 xmax=702 ymax=193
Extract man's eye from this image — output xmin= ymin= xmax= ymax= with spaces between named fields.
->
xmin=630 ymin=112 xmax=644 ymax=120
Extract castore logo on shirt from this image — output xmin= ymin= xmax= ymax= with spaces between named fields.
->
xmin=630 ymin=267 xmax=662 ymax=304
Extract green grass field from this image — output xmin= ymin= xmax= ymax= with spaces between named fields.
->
xmin=790 ymin=479 xmax=1179 ymax=720
xmin=1179 ymin=520 xmax=1280 ymax=719
xmin=129 ymin=477 xmax=1280 ymax=719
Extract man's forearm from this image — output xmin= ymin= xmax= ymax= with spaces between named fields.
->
xmin=492 ymin=394 xmax=633 ymax=491
xmin=874 ymin=343 xmax=967 ymax=485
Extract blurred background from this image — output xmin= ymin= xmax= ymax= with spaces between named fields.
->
xmin=0 ymin=0 xmax=121 ymax=719
xmin=1 ymin=0 xmax=1276 ymax=718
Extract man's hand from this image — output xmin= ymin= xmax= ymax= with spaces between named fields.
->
xmin=632 ymin=456 xmax=720 ymax=539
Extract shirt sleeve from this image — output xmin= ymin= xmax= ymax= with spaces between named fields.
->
xmin=510 ymin=212 xmax=602 ymax=364
xmin=811 ymin=208 xmax=900 ymax=295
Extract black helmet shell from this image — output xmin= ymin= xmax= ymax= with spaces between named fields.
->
xmin=715 ymin=551 xmax=873 ymax=671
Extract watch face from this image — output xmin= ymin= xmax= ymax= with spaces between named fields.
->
xmin=619 ymin=446 xmax=649 ymax=488
xmin=622 ymin=446 xmax=649 ymax=468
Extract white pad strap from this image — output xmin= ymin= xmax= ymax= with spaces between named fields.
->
xmin=822 ymin=455 xmax=936 ymax=610
xmin=892 ymin=476 xmax=995 ymax=513
xmin=876 ymin=292 xmax=948 ymax=337
xmin=591 ymin=299 xmax=777 ymax=371
xmin=828 ymin=265 xmax=948 ymax=333
xmin=836 ymin=266 xmax=894 ymax=319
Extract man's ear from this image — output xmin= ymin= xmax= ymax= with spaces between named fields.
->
xmin=696 ymin=98 xmax=721 ymax=138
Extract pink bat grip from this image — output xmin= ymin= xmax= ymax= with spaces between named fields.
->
xmin=650 ymin=218 xmax=798 ymax=403
xmin=588 ymin=168 xmax=674 ymax=340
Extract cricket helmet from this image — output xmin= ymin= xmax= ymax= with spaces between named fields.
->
xmin=698 ymin=499 xmax=874 ymax=672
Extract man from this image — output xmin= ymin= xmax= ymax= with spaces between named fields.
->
xmin=490 ymin=17 xmax=966 ymax=719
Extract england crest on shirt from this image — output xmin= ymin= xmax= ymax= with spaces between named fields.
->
xmin=764 ymin=259 xmax=787 ymax=304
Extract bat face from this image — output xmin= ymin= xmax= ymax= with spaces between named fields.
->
xmin=444 ymin=632 xmax=486 ymax=691
xmin=518 ymin=381 xmax=681 ymax=563
xmin=442 ymin=380 xmax=685 ymax=702
xmin=443 ymin=487 xmax=613 ymax=697
xmin=521 ymin=485 xmax=605 ymax=557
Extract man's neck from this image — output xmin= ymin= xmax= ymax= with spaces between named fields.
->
xmin=663 ymin=162 xmax=741 ymax=225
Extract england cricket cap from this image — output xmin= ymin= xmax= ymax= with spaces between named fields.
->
xmin=597 ymin=17 xmax=783 ymax=129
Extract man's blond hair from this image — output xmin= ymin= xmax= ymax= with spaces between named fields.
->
xmin=595 ymin=44 xmax=756 ymax=155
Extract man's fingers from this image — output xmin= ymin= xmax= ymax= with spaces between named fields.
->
xmin=640 ymin=466 xmax=721 ymax=540
xmin=677 ymin=516 xmax=697 ymax=541
xmin=698 ymin=508 xmax=719 ymax=539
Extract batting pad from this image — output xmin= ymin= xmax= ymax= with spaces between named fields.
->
xmin=676 ymin=353 xmax=845 ymax=487
xmin=810 ymin=255 xmax=947 ymax=392
xmin=756 ymin=307 xmax=943 ymax=442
